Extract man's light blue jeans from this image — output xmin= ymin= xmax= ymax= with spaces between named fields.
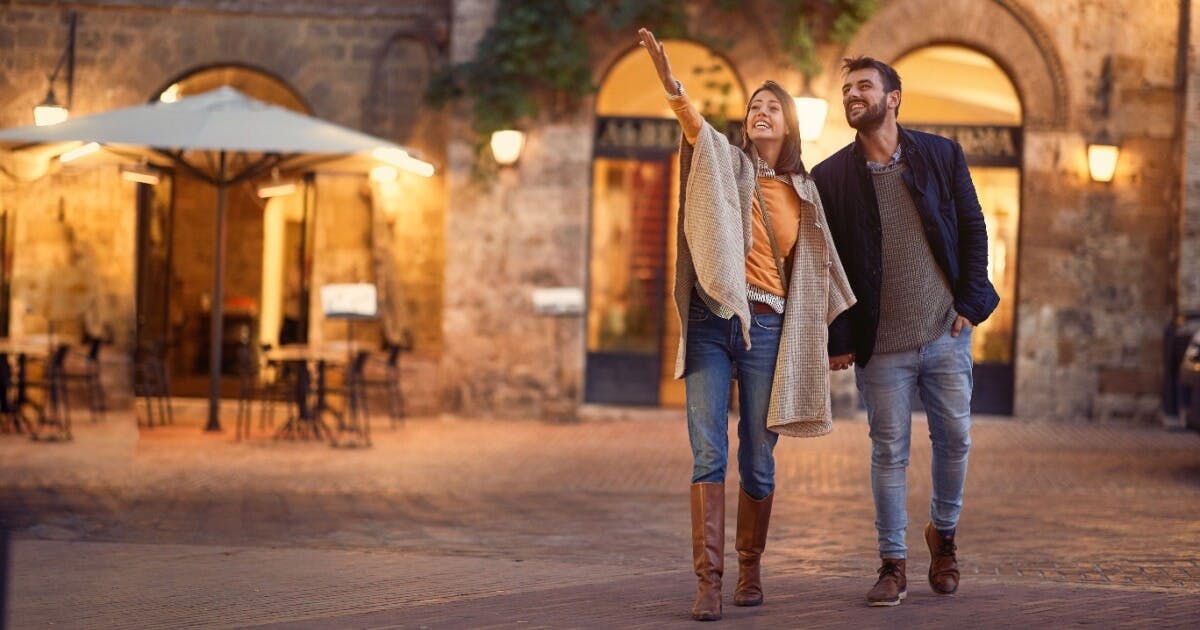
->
xmin=856 ymin=328 xmax=974 ymax=559
xmin=683 ymin=298 xmax=781 ymax=500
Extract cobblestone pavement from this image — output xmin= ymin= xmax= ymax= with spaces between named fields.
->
xmin=2 ymin=400 xmax=1199 ymax=628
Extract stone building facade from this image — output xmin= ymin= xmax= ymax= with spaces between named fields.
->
xmin=1 ymin=0 xmax=1197 ymax=425
xmin=441 ymin=0 xmax=1200 ymax=424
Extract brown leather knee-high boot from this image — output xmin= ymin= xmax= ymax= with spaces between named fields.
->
xmin=690 ymin=482 xmax=725 ymax=621
xmin=733 ymin=488 xmax=773 ymax=606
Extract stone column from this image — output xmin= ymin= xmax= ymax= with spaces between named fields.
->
xmin=1181 ymin=0 xmax=1200 ymax=317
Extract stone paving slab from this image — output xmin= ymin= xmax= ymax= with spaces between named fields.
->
xmin=2 ymin=404 xmax=1200 ymax=627
xmin=8 ymin=540 xmax=1197 ymax=629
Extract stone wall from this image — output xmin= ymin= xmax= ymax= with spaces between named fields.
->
xmin=1182 ymin=1 xmax=1200 ymax=317
xmin=1017 ymin=0 xmax=1180 ymax=421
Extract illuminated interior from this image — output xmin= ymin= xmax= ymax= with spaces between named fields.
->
xmin=894 ymin=46 xmax=1021 ymax=366
xmin=590 ymin=41 xmax=743 ymax=406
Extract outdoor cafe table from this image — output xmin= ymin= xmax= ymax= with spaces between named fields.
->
xmin=263 ymin=344 xmax=362 ymax=445
xmin=0 ymin=336 xmax=68 ymax=439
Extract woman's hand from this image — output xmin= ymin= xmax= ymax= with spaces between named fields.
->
xmin=638 ymin=28 xmax=678 ymax=95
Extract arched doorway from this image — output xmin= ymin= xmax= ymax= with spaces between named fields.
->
xmin=584 ymin=41 xmax=745 ymax=406
xmin=893 ymin=45 xmax=1022 ymax=414
xmin=135 ymin=65 xmax=312 ymax=398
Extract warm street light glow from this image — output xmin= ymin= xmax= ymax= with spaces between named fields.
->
xmin=490 ymin=130 xmax=525 ymax=166
xmin=793 ymin=96 xmax=827 ymax=141
xmin=59 ymin=142 xmax=99 ymax=162
xmin=34 ymin=97 xmax=69 ymax=126
xmin=370 ymin=165 xmax=398 ymax=183
xmin=372 ymin=147 xmax=435 ymax=177
xmin=120 ymin=163 xmax=161 ymax=185
xmin=159 ymin=84 xmax=181 ymax=103
xmin=1087 ymin=143 xmax=1119 ymax=182
xmin=257 ymin=179 xmax=297 ymax=198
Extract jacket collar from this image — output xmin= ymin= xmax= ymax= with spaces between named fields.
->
xmin=851 ymin=123 xmax=919 ymax=162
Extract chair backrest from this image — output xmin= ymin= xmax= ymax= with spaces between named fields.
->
xmin=352 ymin=349 xmax=371 ymax=373
xmin=235 ymin=342 xmax=258 ymax=379
xmin=50 ymin=343 xmax=71 ymax=368
xmin=85 ymin=338 xmax=102 ymax=361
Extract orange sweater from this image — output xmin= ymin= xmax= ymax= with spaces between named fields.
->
xmin=669 ymin=93 xmax=800 ymax=296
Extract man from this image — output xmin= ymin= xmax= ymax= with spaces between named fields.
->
xmin=812 ymin=56 xmax=999 ymax=607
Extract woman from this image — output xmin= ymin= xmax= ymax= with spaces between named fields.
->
xmin=637 ymin=28 xmax=855 ymax=621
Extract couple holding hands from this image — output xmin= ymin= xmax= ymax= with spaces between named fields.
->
xmin=636 ymin=27 xmax=999 ymax=619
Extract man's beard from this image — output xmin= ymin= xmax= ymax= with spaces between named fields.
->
xmin=846 ymin=95 xmax=888 ymax=131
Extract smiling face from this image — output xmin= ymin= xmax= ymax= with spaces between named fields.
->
xmin=745 ymin=89 xmax=787 ymax=145
xmin=842 ymin=67 xmax=898 ymax=131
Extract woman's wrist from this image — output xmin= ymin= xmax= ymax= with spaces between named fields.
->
xmin=665 ymin=79 xmax=684 ymax=99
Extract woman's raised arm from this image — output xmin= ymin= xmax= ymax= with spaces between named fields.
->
xmin=638 ymin=28 xmax=703 ymax=144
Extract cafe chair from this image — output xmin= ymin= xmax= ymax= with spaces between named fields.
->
xmin=133 ymin=341 xmax=173 ymax=428
xmin=324 ymin=350 xmax=371 ymax=446
xmin=235 ymin=342 xmax=293 ymax=441
xmin=359 ymin=342 xmax=407 ymax=428
xmin=59 ymin=338 xmax=106 ymax=423
xmin=22 ymin=344 xmax=73 ymax=440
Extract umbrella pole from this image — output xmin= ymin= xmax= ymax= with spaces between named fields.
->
xmin=205 ymin=151 xmax=229 ymax=432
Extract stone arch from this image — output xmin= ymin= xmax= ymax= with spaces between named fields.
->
xmin=593 ymin=39 xmax=748 ymax=120
xmin=150 ymin=63 xmax=312 ymax=113
xmin=845 ymin=0 xmax=1068 ymax=129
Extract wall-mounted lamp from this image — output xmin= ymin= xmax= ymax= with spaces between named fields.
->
xmin=120 ymin=162 xmax=161 ymax=185
xmin=793 ymin=76 xmax=827 ymax=141
xmin=1087 ymin=141 xmax=1120 ymax=183
xmin=1088 ymin=57 xmax=1119 ymax=183
xmin=490 ymin=129 xmax=525 ymax=166
xmin=34 ymin=12 xmax=77 ymax=126
xmin=257 ymin=168 xmax=298 ymax=198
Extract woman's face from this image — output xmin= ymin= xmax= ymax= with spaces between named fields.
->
xmin=745 ymin=89 xmax=787 ymax=146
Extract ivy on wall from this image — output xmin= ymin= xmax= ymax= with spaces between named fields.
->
xmin=426 ymin=0 xmax=878 ymax=154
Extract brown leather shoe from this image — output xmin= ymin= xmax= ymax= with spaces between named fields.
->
xmin=925 ymin=522 xmax=960 ymax=595
xmin=690 ymin=482 xmax=725 ymax=620
xmin=733 ymin=489 xmax=773 ymax=607
xmin=866 ymin=558 xmax=907 ymax=606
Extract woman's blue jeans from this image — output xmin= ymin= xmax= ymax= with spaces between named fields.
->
xmin=684 ymin=298 xmax=781 ymax=500
xmin=855 ymin=328 xmax=974 ymax=559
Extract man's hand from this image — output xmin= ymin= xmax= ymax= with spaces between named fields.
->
xmin=829 ymin=353 xmax=855 ymax=371
xmin=637 ymin=28 xmax=677 ymax=94
xmin=951 ymin=315 xmax=972 ymax=337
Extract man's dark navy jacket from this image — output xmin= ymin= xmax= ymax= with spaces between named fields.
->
xmin=811 ymin=125 xmax=1000 ymax=367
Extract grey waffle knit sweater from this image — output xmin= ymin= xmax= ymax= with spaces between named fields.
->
xmin=871 ymin=164 xmax=957 ymax=353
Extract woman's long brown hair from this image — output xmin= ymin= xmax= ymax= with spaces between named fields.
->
xmin=740 ymin=80 xmax=806 ymax=176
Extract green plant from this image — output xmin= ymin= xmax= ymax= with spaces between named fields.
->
xmin=776 ymin=0 xmax=880 ymax=79
xmin=425 ymin=0 xmax=879 ymax=158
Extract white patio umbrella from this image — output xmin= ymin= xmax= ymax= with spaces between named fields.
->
xmin=0 ymin=86 xmax=434 ymax=432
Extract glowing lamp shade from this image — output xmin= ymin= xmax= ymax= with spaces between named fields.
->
xmin=120 ymin=163 xmax=161 ymax=185
xmin=1087 ymin=143 xmax=1119 ymax=183
xmin=370 ymin=165 xmax=398 ymax=183
xmin=34 ymin=103 xmax=69 ymax=127
xmin=793 ymin=96 xmax=827 ymax=141
xmin=59 ymin=141 xmax=99 ymax=163
xmin=371 ymin=147 xmax=435 ymax=177
xmin=490 ymin=130 xmax=525 ymax=166
xmin=256 ymin=180 xmax=297 ymax=198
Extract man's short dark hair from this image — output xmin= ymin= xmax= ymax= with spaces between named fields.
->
xmin=842 ymin=56 xmax=902 ymax=117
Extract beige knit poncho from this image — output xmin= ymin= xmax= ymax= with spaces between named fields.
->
xmin=673 ymin=122 xmax=856 ymax=437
